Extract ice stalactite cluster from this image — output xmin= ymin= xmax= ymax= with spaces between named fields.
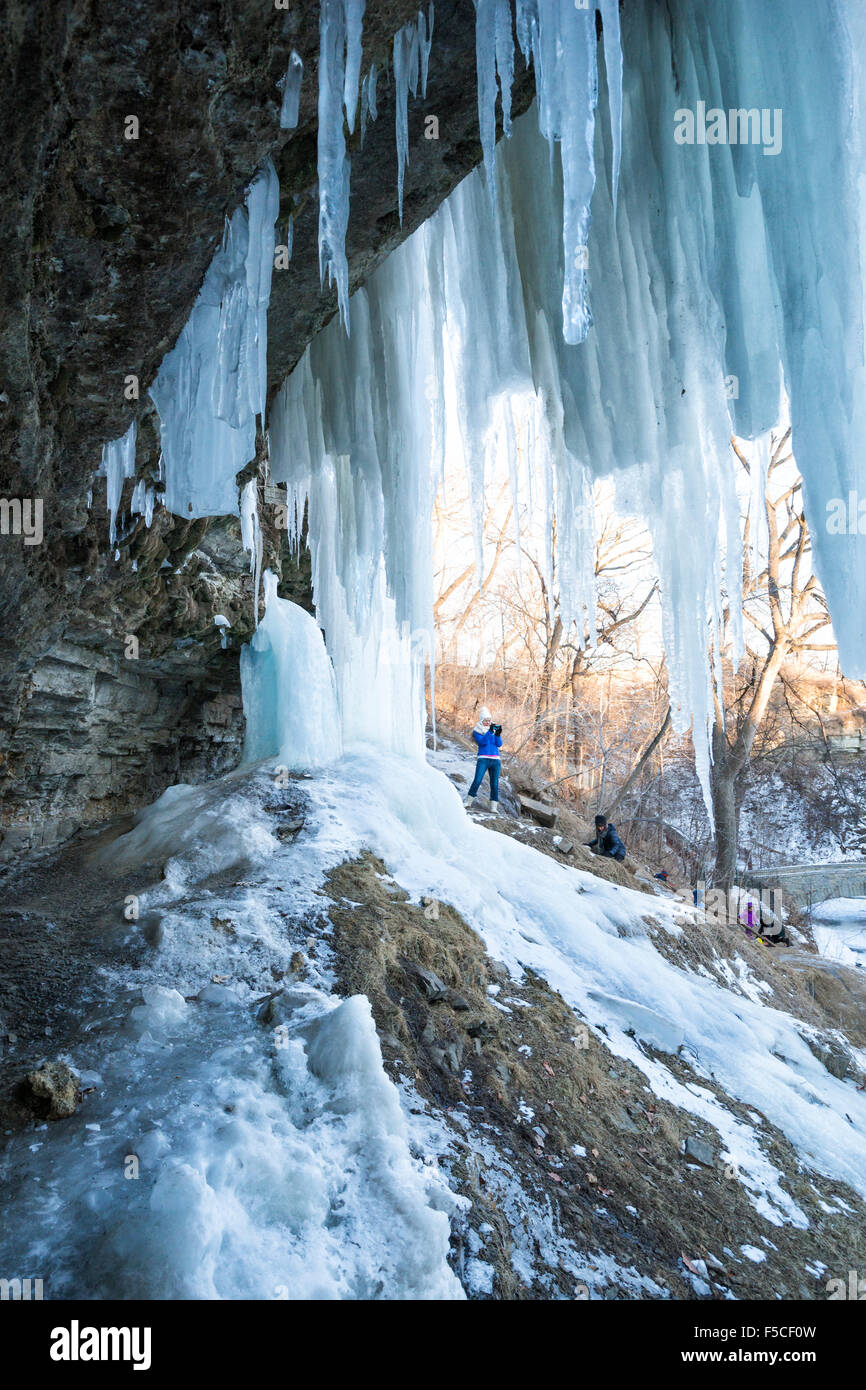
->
xmin=99 ymin=420 xmax=137 ymax=546
xmin=476 ymin=0 xmax=621 ymax=342
xmin=268 ymin=229 xmax=443 ymax=755
xmin=269 ymin=0 xmax=866 ymax=810
xmin=149 ymin=160 xmax=279 ymax=518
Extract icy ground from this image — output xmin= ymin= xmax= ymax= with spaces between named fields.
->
xmin=2 ymin=750 xmax=865 ymax=1298
xmin=811 ymin=899 xmax=866 ymax=971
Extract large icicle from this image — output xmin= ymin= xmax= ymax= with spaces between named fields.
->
xmin=394 ymin=6 xmax=434 ymax=225
xmin=318 ymin=0 xmax=366 ymax=328
xmin=240 ymin=477 xmax=263 ymax=627
xmin=474 ymin=0 xmax=513 ymax=193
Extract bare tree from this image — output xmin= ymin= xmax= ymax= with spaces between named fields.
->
xmin=710 ymin=429 xmax=833 ymax=889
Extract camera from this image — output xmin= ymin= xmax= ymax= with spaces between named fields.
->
xmin=491 ymin=723 xmax=502 ymax=737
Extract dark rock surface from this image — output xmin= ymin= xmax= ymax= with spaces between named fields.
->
xmin=0 ymin=0 xmax=535 ymax=852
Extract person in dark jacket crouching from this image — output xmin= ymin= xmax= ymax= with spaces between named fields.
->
xmin=586 ymin=814 xmax=626 ymax=861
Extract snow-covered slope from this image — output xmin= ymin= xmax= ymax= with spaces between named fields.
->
xmin=2 ymin=742 xmax=864 ymax=1299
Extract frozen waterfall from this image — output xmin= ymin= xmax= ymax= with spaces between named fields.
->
xmin=118 ymin=0 xmax=866 ymax=790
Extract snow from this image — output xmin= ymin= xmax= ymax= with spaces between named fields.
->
xmin=811 ymin=898 xmax=866 ymax=969
xmin=0 ymin=770 xmax=464 ymax=1301
xmin=299 ymin=747 xmax=866 ymax=1220
xmin=4 ymin=737 xmax=865 ymax=1296
xmin=740 ymin=1244 xmax=768 ymax=1264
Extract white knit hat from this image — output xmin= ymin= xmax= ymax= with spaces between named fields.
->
xmin=478 ymin=705 xmax=492 ymax=722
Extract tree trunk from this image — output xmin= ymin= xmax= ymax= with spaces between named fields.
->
xmin=710 ymin=754 xmax=739 ymax=893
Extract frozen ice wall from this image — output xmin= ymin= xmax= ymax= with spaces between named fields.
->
xmin=150 ymin=161 xmax=279 ymax=518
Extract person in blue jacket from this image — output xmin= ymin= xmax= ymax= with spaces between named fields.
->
xmin=464 ymin=705 xmax=502 ymax=814
xmin=586 ymin=814 xmax=626 ymax=861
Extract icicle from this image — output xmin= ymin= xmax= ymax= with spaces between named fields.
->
xmin=394 ymin=8 xmax=434 ymax=225
xmin=100 ymin=420 xmax=137 ymax=545
xmin=343 ymin=1 xmax=366 ymax=134
xmin=318 ymin=0 xmax=365 ymax=329
xmin=360 ymin=63 xmax=378 ymax=144
xmin=393 ymin=25 xmax=413 ymax=225
xmin=279 ymin=50 xmax=304 ymax=129
xmin=130 ymin=478 xmax=157 ymax=528
xmin=598 ymin=0 xmax=622 ymax=209
xmin=420 ymin=3 xmax=434 ymax=97
xmin=240 ymin=478 xmax=263 ymax=627
xmin=474 ymin=0 xmax=513 ymax=197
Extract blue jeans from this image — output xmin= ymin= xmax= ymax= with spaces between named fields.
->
xmin=469 ymin=758 xmax=500 ymax=800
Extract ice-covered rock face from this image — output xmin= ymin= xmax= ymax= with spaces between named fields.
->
xmin=1 ymin=1 xmax=514 ymax=850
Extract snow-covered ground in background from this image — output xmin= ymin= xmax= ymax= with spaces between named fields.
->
xmin=3 ymin=749 xmax=865 ymax=1298
xmin=811 ymin=898 xmax=866 ymax=969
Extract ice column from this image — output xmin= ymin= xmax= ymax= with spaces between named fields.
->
xmin=241 ymin=569 xmax=342 ymax=770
